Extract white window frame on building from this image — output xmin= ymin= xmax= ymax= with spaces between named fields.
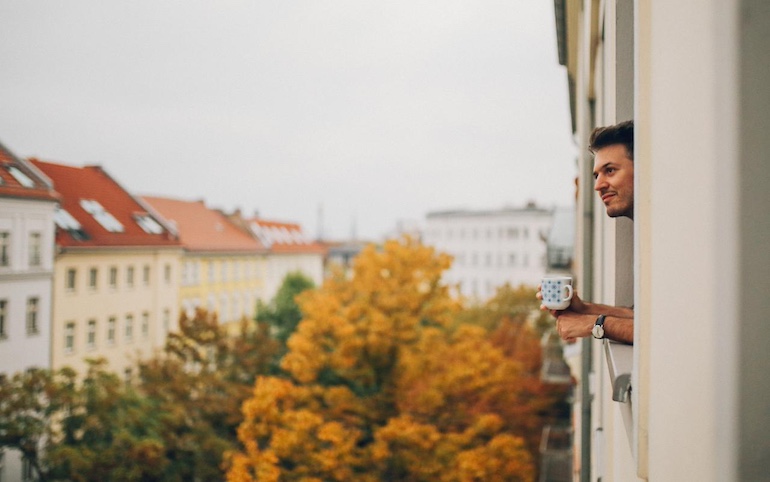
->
xmin=107 ymin=316 xmax=116 ymax=345
xmin=89 ymin=267 xmax=98 ymax=290
xmin=125 ymin=314 xmax=134 ymax=342
xmin=87 ymin=319 xmax=97 ymax=350
xmin=0 ymin=299 xmax=8 ymax=339
xmin=126 ymin=266 xmax=135 ymax=288
xmin=28 ymin=231 xmax=41 ymax=267
xmin=65 ymin=322 xmax=75 ymax=354
xmin=26 ymin=297 xmax=39 ymax=335
xmin=141 ymin=312 xmax=149 ymax=339
xmin=66 ymin=268 xmax=76 ymax=291
xmin=109 ymin=266 xmax=118 ymax=289
xmin=0 ymin=231 xmax=10 ymax=267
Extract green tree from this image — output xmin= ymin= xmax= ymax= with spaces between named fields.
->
xmin=138 ymin=308 xmax=279 ymax=481
xmin=0 ymin=361 xmax=166 ymax=481
xmin=256 ymin=271 xmax=315 ymax=344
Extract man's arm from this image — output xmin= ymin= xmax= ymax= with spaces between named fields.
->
xmin=555 ymin=311 xmax=634 ymax=345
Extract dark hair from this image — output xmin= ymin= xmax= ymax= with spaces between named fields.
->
xmin=588 ymin=120 xmax=634 ymax=160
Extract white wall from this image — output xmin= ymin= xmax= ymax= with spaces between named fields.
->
xmin=0 ymin=197 xmax=56 ymax=375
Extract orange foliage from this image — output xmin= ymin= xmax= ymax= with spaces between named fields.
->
xmin=227 ymin=238 xmax=544 ymax=481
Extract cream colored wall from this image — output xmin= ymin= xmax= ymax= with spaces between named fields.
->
xmin=638 ymin=1 xmax=740 ymax=480
xmin=265 ymin=253 xmax=324 ymax=301
xmin=52 ymin=248 xmax=181 ymax=378
xmin=180 ymin=253 xmax=267 ymax=325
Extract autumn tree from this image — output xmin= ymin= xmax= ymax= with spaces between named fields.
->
xmin=227 ymin=238 xmax=538 ymax=481
xmin=0 ymin=361 xmax=166 ymax=481
xmin=138 ymin=307 xmax=280 ymax=481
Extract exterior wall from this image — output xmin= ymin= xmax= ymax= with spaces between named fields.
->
xmin=180 ymin=253 xmax=268 ymax=324
xmin=52 ymin=248 xmax=181 ymax=378
xmin=0 ymin=197 xmax=56 ymax=374
xmin=562 ymin=0 xmax=770 ymax=481
xmin=264 ymin=253 xmax=324 ymax=301
xmin=423 ymin=208 xmax=553 ymax=300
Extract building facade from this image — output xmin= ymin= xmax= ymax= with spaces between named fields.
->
xmin=240 ymin=216 xmax=326 ymax=300
xmin=0 ymin=143 xmax=59 ymax=482
xmin=423 ymin=205 xmax=555 ymax=300
xmin=554 ymin=0 xmax=770 ymax=480
xmin=31 ymin=159 xmax=182 ymax=379
xmin=142 ymin=197 xmax=268 ymax=327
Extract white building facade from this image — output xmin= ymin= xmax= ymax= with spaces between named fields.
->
xmin=423 ymin=205 xmax=555 ymax=300
xmin=0 ymin=144 xmax=59 ymax=482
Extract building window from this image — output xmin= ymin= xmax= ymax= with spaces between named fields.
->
xmin=164 ymin=264 xmax=171 ymax=284
xmin=143 ymin=265 xmax=150 ymax=285
xmin=126 ymin=266 xmax=135 ymax=288
xmin=0 ymin=231 xmax=10 ymax=266
xmin=66 ymin=268 xmax=77 ymax=291
xmin=109 ymin=266 xmax=118 ymax=289
xmin=26 ymin=297 xmax=39 ymax=335
xmin=124 ymin=368 xmax=133 ymax=385
xmin=29 ymin=232 xmax=42 ymax=266
xmin=125 ymin=314 xmax=134 ymax=342
xmin=208 ymin=261 xmax=215 ymax=282
xmin=0 ymin=299 xmax=8 ymax=339
xmin=142 ymin=312 xmax=149 ymax=339
xmin=107 ymin=316 xmax=116 ymax=345
xmin=509 ymin=253 xmax=517 ymax=266
xmin=87 ymin=319 xmax=97 ymax=349
xmin=65 ymin=322 xmax=75 ymax=353
xmin=221 ymin=261 xmax=227 ymax=282
xmin=89 ymin=267 xmax=98 ymax=289
xmin=163 ymin=309 xmax=170 ymax=334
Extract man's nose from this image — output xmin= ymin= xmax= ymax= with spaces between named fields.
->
xmin=594 ymin=175 xmax=607 ymax=191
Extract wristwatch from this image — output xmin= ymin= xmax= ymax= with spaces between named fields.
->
xmin=592 ymin=314 xmax=606 ymax=339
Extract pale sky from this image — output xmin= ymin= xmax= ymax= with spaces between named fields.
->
xmin=0 ymin=1 xmax=576 ymax=241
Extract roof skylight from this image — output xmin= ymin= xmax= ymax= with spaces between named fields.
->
xmin=7 ymin=166 xmax=35 ymax=188
xmin=80 ymin=199 xmax=124 ymax=233
xmin=134 ymin=214 xmax=164 ymax=234
xmin=54 ymin=207 xmax=82 ymax=231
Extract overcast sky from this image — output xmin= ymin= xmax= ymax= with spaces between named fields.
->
xmin=0 ymin=1 xmax=576 ymax=241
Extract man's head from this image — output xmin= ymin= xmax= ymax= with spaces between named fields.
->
xmin=589 ymin=120 xmax=634 ymax=219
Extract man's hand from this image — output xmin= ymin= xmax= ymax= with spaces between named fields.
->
xmin=536 ymin=284 xmax=588 ymax=315
xmin=554 ymin=311 xmax=594 ymax=343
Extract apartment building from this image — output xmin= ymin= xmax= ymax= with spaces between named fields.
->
xmin=0 ymin=143 xmax=60 ymax=482
xmin=554 ymin=0 xmax=769 ymax=480
xmin=141 ymin=197 xmax=267 ymax=326
xmin=423 ymin=204 xmax=555 ymax=300
xmin=239 ymin=216 xmax=326 ymax=300
xmin=0 ymin=142 xmax=59 ymax=375
xmin=30 ymin=159 xmax=182 ymax=379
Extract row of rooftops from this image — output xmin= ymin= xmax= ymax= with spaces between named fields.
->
xmin=0 ymin=140 xmax=325 ymax=255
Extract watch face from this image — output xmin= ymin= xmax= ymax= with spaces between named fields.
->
xmin=592 ymin=324 xmax=604 ymax=339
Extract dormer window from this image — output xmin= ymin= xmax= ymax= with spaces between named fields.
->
xmin=80 ymin=199 xmax=124 ymax=233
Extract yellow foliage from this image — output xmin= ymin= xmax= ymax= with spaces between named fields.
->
xmin=227 ymin=238 xmax=539 ymax=482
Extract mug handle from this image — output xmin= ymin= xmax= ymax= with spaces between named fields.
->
xmin=563 ymin=284 xmax=573 ymax=303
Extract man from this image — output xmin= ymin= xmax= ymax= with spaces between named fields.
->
xmin=539 ymin=120 xmax=635 ymax=344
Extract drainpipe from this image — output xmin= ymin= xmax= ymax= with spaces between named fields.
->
xmin=579 ymin=106 xmax=595 ymax=482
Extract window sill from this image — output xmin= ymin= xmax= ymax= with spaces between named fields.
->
xmin=604 ymin=340 xmax=633 ymax=403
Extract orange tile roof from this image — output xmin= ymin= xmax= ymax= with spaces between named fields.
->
xmin=246 ymin=218 xmax=327 ymax=255
xmin=142 ymin=196 xmax=265 ymax=253
xmin=30 ymin=159 xmax=180 ymax=248
xmin=0 ymin=142 xmax=60 ymax=202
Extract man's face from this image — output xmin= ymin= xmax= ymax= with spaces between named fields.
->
xmin=593 ymin=143 xmax=634 ymax=219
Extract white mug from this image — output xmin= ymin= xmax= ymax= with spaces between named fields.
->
xmin=541 ymin=276 xmax=574 ymax=310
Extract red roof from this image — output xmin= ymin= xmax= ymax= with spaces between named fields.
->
xmin=142 ymin=196 xmax=265 ymax=253
xmin=246 ymin=218 xmax=327 ymax=255
xmin=0 ymin=142 xmax=60 ymax=202
xmin=30 ymin=159 xmax=180 ymax=249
